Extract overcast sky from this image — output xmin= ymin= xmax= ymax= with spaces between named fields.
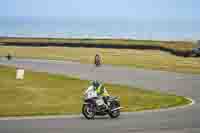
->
xmin=1 ymin=0 xmax=199 ymax=20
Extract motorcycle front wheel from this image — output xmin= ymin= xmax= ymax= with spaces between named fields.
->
xmin=109 ymin=102 xmax=120 ymax=118
xmin=82 ymin=104 xmax=95 ymax=120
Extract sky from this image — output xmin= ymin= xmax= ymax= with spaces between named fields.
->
xmin=0 ymin=0 xmax=200 ymax=20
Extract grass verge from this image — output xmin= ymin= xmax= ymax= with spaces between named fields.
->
xmin=0 ymin=65 xmax=190 ymax=117
xmin=0 ymin=46 xmax=200 ymax=74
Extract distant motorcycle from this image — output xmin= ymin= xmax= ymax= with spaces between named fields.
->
xmin=94 ymin=54 xmax=101 ymax=67
xmin=82 ymin=86 xmax=122 ymax=119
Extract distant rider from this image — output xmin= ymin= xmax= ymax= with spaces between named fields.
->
xmin=94 ymin=54 xmax=101 ymax=66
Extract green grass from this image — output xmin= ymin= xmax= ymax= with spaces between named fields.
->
xmin=0 ymin=46 xmax=200 ymax=74
xmin=0 ymin=65 xmax=190 ymax=117
xmin=0 ymin=37 xmax=196 ymax=51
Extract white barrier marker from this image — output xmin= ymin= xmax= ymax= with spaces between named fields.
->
xmin=16 ymin=68 xmax=24 ymax=80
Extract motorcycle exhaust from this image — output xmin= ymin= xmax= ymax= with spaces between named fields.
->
xmin=111 ymin=107 xmax=123 ymax=112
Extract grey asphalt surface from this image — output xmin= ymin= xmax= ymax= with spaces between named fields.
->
xmin=0 ymin=58 xmax=200 ymax=133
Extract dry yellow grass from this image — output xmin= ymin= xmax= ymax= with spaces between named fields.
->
xmin=0 ymin=65 xmax=190 ymax=116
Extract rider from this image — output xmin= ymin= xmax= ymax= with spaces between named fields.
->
xmin=94 ymin=54 xmax=101 ymax=66
xmin=92 ymin=80 xmax=110 ymax=105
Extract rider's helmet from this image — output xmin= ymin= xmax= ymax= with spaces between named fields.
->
xmin=92 ymin=80 xmax=100 ymax=89
xmin=95 ymin=54 xmax=100 ymax=58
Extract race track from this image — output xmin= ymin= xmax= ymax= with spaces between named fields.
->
xmin=0 ymin=58 xmax=200 ymax=133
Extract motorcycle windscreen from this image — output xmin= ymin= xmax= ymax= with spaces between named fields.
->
xmin=86 ymin=90 xmax=98 ymax=99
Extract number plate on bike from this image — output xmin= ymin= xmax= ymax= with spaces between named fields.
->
xmin=87 ymin=91 xmax=97 ymax=99
xmin=96 ymin=99 xmax=104 ymax=106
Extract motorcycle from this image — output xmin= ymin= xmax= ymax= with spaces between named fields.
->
xmin=94 ymin=54 xmax=101 ymax=67
xmin=82 ymin=86 xmax=122 ymax=119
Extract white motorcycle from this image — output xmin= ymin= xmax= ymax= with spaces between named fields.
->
xmin=82 ymin=86 xmax=122 ymax=119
